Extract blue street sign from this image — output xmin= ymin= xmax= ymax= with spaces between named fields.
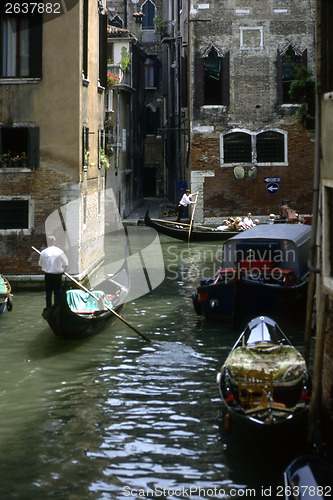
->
xmin=264 ymin=177 xmax=281 ymax=183
xmin=267 ymin=183 xmax=279 ymax=194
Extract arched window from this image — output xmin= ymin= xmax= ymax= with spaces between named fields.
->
xmin=224 ymin=132 xmax=252 ymax=163
xmin=142 ymin=0 xmax=155 ymax=30
xmin=282 ymin=46 xmax=302 ymax=103
xmin=204 ymin=48 xmax=222 ymax=105
xmin=110 ymin=15 xmax=123 ymax=28
xmin=257 ymin=131 xmax=285 ymax=163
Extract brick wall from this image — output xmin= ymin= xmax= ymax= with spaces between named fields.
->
xmin=190 ymin=124 xmax=314 ymax=218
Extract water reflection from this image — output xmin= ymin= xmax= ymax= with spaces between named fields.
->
xmin=0 ymin=233 xmax=312 ymax=499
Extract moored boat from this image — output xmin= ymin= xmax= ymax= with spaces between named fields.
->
xmin=192 ymin=224 xmax=311 ymax=323
xmin=0 ymin=274 xmax=13 ymax=313
xmin=42 ymin=259 xmax=129 ymax=340
xmin=284 ymin=455 xmax=333 ymax=499
xmin=217 ymin=316 xmax=311 ymax=442
xmin=144 ymin=210 xmax=238 ymax=242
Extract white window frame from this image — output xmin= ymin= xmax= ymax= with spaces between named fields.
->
xmin=219 ymin=128 xmax=288 ymax=167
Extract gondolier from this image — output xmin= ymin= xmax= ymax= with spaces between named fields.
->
xmin=176 ymin=189 xmax=198 ymax=222
xmin=38 ymin=235 xmax=68 ymax=309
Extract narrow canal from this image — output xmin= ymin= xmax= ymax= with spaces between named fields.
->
xmin=0 ymin=229 xmax=313 ymax=499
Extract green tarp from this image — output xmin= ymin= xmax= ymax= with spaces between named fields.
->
xmin=67 ymin=290 xmax=113 ymax=313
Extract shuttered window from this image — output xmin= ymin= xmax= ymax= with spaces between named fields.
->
xmin=0 ymin=200 xmax=29 ymax=229
xmin=1 ymin=13 xmax=42 ymax=78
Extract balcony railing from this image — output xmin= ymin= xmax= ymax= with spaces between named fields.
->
xmin=107 ymin=64 xmax=131 ymax=87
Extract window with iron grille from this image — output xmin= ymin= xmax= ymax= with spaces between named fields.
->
xmin=0 ymin=199 xmax=29 ymax=229
xmin=221 ymin=129 xmax=287 ymax=166
xmin=223 ymin=132 xmax=252 ymax=163
xmin=257 ymin=131 xmax=285 ymax=163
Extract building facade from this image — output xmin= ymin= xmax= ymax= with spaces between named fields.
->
xmin=0 ymin=1 xmax=108 ymax=280
xmin=186 ymin=0 xmax=316 ymax=223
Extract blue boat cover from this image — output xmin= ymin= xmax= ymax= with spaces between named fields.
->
xmin=66 ymin=290 xmax=113 ymax=313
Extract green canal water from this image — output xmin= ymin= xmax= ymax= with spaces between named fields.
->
xmin=0 ymin=230 xmax=314 ymax=499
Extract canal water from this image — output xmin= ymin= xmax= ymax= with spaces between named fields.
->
xmin=0 ymin=229 xmax=313 ymax=499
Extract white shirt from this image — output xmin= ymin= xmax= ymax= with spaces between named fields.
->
xmin=243 ymin=216 xmax=254 ymax=228
xmin=179 ymin=193 xmax=193 ymax=207
xmin=39 ymin=245 xmax=68 ymax=274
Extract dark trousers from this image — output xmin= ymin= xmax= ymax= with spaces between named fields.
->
xmin=45 ymin=273 xmax=63 ymax=308
xmin=176 ymin=205 xmax=185 ymax=222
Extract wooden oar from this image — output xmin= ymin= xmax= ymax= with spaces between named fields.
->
xmin=32 ymin=246 xmax=150 ymax=342
xmin=188 ymin=192 xmax=198 ymax=243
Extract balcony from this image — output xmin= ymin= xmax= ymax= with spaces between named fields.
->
xmin=107 ymin=64 xmax=131 ymax=87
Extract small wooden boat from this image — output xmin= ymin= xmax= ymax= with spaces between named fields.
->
xmin=284 ymin=455 xmax=333 ymax=499
xmin=0 ymin=274 xmax=13 ymax=313
xmin=192 ymin=224 xmax=311 ymax=323
xmin=144 ymin=210 xmax=238 ymax=242
xmin=217 ymin=316 xmax=311 ymax=443
xmin=42 ymin=259 xmax=129 ymax=340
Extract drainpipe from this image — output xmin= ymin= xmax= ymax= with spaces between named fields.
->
xmin=116 ymin=87 xmax=120 ymax=170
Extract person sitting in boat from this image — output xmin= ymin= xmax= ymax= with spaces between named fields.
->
xmin=243 ymin=212 xmax=255 ymax=229
xmin=254 ymin=219 xmax=260 ymax=225
xmin=38 ymin=235 xmax=69 ymax=310
xmin=216 ymin=220 xmax=231 ymax=231
xmin=268 ymin=213 xmax=276 ymax=224
xmin=176 ymin=189 xmax=198 ymax=222
xmin=234 ymin=217 xmax=246 ymax=231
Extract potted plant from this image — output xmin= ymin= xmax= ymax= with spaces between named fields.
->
xmin=0 ymin=151 xmax=13 ymax=167
xmin=107 ymin=72 xmax=121 ymax=88
xmin=100 ymin=148 xmax=109 ymax=169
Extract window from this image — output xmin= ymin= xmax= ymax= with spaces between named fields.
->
xmin=257 ymin=131 xmax=285 ymax=163
xmin=145 ymin=58 xmax=155 ymax=87
xmin=277 ymin=46 xmax=307 ymax=105
xmin=195 ymin=50 xmax=229 ymax=107
xmin=221 ymin=129 xmax=287 ymax=166
xmin=82 ymin=0 xmax=88 ymax=80
xmin=142 ymin=0 xmax=155 ymax=30
xmin=82 ymin=127 xmax=89 ymax=170
xmin=99 ymin=13 xmax=107 ymax=87
xmin=223 ymin=132 xmax=252 ymax=163
xmin=109 ymin=15 xmax=123 ymax=28
xmin=145 ymin=105 xmax=160 ymax=134
xmin=320 ymin=0 xmax=333 ymax=92
xmin=0 ymin=199 xmax=29 ymax=229
xmin=0 ymin=126 xmax=39 ymax=169
xmin=1 ymin=14 xmax=42 ymax=78
xmin=204 ymin=48 xmax=221 ymax=105
xmin=323 ymin=183 xmax=333 ymax=291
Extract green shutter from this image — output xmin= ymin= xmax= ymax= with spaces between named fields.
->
xmin=29 ymin=14 xmax=42 ymax=78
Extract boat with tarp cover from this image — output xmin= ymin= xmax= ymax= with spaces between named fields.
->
xmin=0 ymin=275 xmax=12 ymax=313
xmin=42 ymin=258 xmax=129 ymax=339
xmin=284 ymin=455 xmax=333 ymax=499
xmin=217 ymin=316 xmax=311 ymax=442
xmin=192 ymin=224 xmax=311 ymax=323
xmin=144 ymin=210 xmax=238 ymax=242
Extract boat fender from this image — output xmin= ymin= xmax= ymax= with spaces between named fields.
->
xmin=216 ymin=372 xmax=221 ymax=384
xmin=224 ymin=391 xmax=235 ymax=404
xmin=192 ymin=293 xmax=202 ymax=315
xmin=224 ymin=412 xmax=230 ymax=432
xmin=301 ymin=390 xmax=311 ymax=401
xmin=7 ymin=295 xmax=13 ymax=312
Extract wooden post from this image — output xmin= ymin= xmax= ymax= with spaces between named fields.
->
xmin=308 ymin=291 xmax=329 ymax=442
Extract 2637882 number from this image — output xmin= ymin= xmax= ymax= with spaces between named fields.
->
xmin=4 ymin=2 xmax=61 ymax=14
xmin=276 ymin=485 xmax=332 ymax=497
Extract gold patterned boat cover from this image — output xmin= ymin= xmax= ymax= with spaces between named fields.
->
xmin=223 ymin=345 xmax=306 ymax=387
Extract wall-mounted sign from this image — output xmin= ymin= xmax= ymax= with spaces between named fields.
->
xmin=264 ymin=177 xmax=281 ymax=183
xmin=267 ymin=183 xmax=279 ymax=195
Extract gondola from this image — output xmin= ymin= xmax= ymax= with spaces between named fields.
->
xmin=42 ymin=258 xmax=130 ymax=340
xmin=0 ymin=274 xmax=13 ymax=313
xmin=284 ymin=455 xmax=333 ymax=499
xmin=217 ymin=316 xmax=311 ymax=443
xmin=193 ymin=224 xmax=311 ymax=322
xmin=144 ymin=210 xmax=238 ymax=242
